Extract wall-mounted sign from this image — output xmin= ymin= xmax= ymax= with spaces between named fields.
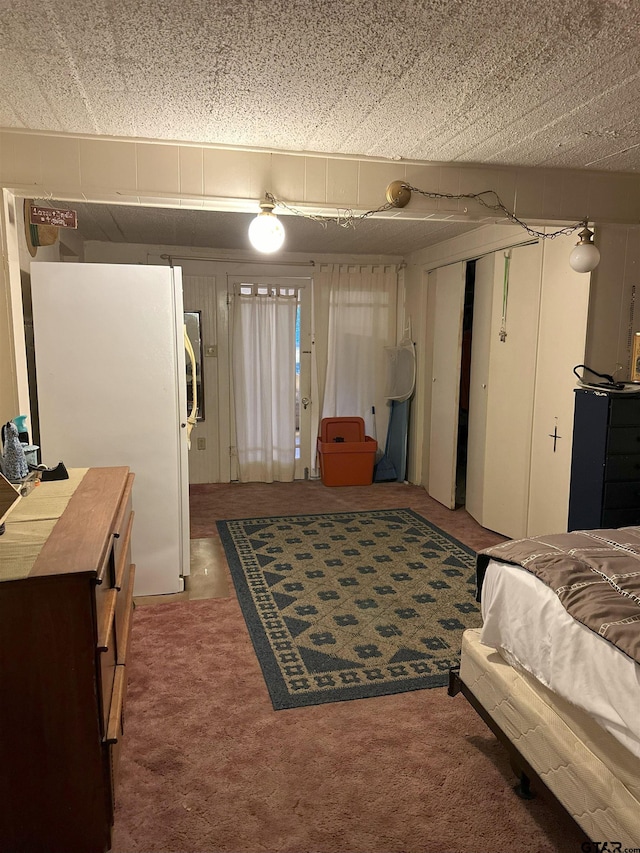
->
xmin=29 ymin=205 xmax=77 ymax=229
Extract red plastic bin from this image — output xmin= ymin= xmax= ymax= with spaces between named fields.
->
xmin=320 ymin=416 xmax=365 ymax=443
xmin=317 ymin=417 xmax=377 ymax=486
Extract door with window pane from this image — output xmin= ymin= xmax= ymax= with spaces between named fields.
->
xmin=229 ymin=277 xmax=311 ymax=482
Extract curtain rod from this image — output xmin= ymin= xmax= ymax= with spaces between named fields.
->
xmin=160 ymin=253 xmax=316 ymax=267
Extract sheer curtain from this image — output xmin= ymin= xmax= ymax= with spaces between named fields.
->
xmin=232 ymin=286 xmax=298 ymax=483
xmin=313 ymin=264 xmax=398 ymax=454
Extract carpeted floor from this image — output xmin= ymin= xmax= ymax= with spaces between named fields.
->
xmin=218 ymin=508 xmax=480 ymax=709
xmin=112 ymin=481 xmax=589 ymax=853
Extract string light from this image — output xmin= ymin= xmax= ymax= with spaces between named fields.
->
xmin=264 ymin=182 xmax=599 ymax=272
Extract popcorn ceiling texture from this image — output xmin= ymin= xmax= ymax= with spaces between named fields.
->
xmin=1 ymin=0 xmax=639 ymax=172
xmin=66 ymin=202 xmax=474 ymax=255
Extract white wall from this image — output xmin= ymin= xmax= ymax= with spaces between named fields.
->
xmin=584 ymin=225 xmax=640 ymax=377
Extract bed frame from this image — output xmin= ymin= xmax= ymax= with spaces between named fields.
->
xmin=449 ymin=667 xmax=545 ymax=802
xmin=449 ymin=629 xmax=640 ymax=848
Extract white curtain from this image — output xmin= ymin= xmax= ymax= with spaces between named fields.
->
xmin=232 ymin=286 xmax=298 ymax=483
xmin=313 ymin=264 xmax=398 ymax=447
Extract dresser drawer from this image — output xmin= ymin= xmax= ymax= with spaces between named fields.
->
xmin=99 ymin=616 xmax=117 ymax=731
xmin=97 ymin=563 xmax=134 ymax=729
xmin=604 ymin=454 xmax=640 ymax=481
xmin=609 ymin=397 xmax=640 ymax=426
xmin=602 ymin=506 xmax=640 ymax=527
xmin=104 ymin=662 xmax=129 ymax=814
xmin=606 ymin=427 xmax=640 ymax=454
xmin=603 ymin=481 xmax=640 ymax=510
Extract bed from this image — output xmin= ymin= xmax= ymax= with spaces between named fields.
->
xmin=449 ymin=527 xmax=640 ymax=847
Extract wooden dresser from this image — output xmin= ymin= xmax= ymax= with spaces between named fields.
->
xmin=0 ymin=466 xmax=135 ymax=853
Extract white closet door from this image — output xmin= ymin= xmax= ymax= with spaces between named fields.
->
xmin=465 ymin=254 xmax=497 ymax=524
xmin=481 ymin=244 xmax=543 ymax=538
xmin=428 ymin=263 xmax=465 ymax=509
xmin=527 ymin=233 xmax=591 ymax=536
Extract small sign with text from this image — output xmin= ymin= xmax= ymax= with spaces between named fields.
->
xmin=29 ymin=205 xmax=77 ymax=229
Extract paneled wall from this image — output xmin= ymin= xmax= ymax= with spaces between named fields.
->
xmin=2 ymin=130 xmax=639 ymax=224
xmin=584 ymin=225 xmax=640 ymax=377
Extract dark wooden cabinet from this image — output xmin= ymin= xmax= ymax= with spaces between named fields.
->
xmin=568 ymin=388 xmax=640 ymax=530
xmin=0 ymin=467 xmax=135 ymax=853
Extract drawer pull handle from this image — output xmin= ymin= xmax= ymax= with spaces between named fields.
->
xmin=104 ymin=665 xmax=127 ymax=744
xmin=113 ymin=473 xmax=135 ymax=536
xmin=96 ymin=538 xmax=113 ymax=585
xmin=114 ymin=511 xmax=134 ymax=590
xmin=97 ymin=589 xmax=117 ymax=651
xmin=117 ymin=565 xmax=136 ymax=665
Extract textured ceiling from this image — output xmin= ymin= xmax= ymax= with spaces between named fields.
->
xmin=63 ymin=201 xmax=475 ymax=257
xmin=3 ymin=0 xmax=640 ymax=253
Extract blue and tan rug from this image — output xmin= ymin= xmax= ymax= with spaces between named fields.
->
xmin=217 ymin=508 xmax=480 ymax=710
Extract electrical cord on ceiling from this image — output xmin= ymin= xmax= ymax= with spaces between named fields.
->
xmin=266 ymin=185 xmax=586 ymax=240
xmin=264 ymin=192 xmax=397 ymax=229
xmin=404 ymin=186 xmax=584 ymax=239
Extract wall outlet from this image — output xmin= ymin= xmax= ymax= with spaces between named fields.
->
xmin=196 ymin=437 xmax=206 ymax=450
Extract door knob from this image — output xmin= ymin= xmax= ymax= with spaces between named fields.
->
xmin=301 ymin=397 xmax=310 ymax=409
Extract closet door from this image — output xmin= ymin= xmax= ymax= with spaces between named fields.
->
xmin=527 ymin=232 xmax=590 ymax=536
xmin=465 ymin=254 xmax=497 ymax=523
xmin=427 ymin=263 xmax=465 ymax=509
xmin=466 ymin=244 xmax=543 ymax=538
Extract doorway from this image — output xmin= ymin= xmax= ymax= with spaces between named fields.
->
xmin=455 ymin=260 xmax=476 ymax=507
xmin=229 ymin=276 xmax=312 ymax=482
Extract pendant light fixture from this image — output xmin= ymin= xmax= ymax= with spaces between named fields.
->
xmin=248 ymin=195 xmax=285 ymax=253
xmin=568 ymin=221 xmax=600 ymax=273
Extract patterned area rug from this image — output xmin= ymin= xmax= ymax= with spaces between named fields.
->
xmin=217 ymin=508 xmax=480 ymax=710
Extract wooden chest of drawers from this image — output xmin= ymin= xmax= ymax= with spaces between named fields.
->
xmin=0 ymin=467 xmax=135 ymax=853
xmin=568 ymin=389 xmax=640 ymax=530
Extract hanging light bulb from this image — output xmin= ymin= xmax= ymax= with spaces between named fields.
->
xmin=569 ymin=222 xmax=600 ymax=273
xmin=248 ymin=196 xmax=285 ymax=253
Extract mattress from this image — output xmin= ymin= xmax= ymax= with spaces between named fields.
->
xmin=460 ymin=628 xmax=640 ymax=847
xmin=480 ymin=558 xmax=640 ymax=759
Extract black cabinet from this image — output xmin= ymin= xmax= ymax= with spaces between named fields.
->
xmin=568 ymin=388 xmax=640 ymax=531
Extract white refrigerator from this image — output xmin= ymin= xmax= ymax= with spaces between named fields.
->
xmin=30 ymin=262 xmax=190 ymax=596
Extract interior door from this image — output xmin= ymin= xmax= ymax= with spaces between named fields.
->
xmin=468 ymin=244 xmax=543 ymax=538
xmin=465 ymin=253 xmax=495 ymax=523
xmin=427 ymin=262 xmax=465 ymax=509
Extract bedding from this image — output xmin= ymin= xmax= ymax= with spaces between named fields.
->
xmin=480 ymin=558 xmax=640 ymax=758
xmin=477 ymin=526 xmax=640 ymax=665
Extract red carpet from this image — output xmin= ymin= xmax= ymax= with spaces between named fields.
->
xmin=112 ymin=483 xmax=588 ymax=852
xmin=112 ymin=590 xmax=587 ymax=852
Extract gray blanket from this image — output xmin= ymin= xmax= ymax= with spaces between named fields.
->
xmin=477 ymin=527 xmax=640 ymax=665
